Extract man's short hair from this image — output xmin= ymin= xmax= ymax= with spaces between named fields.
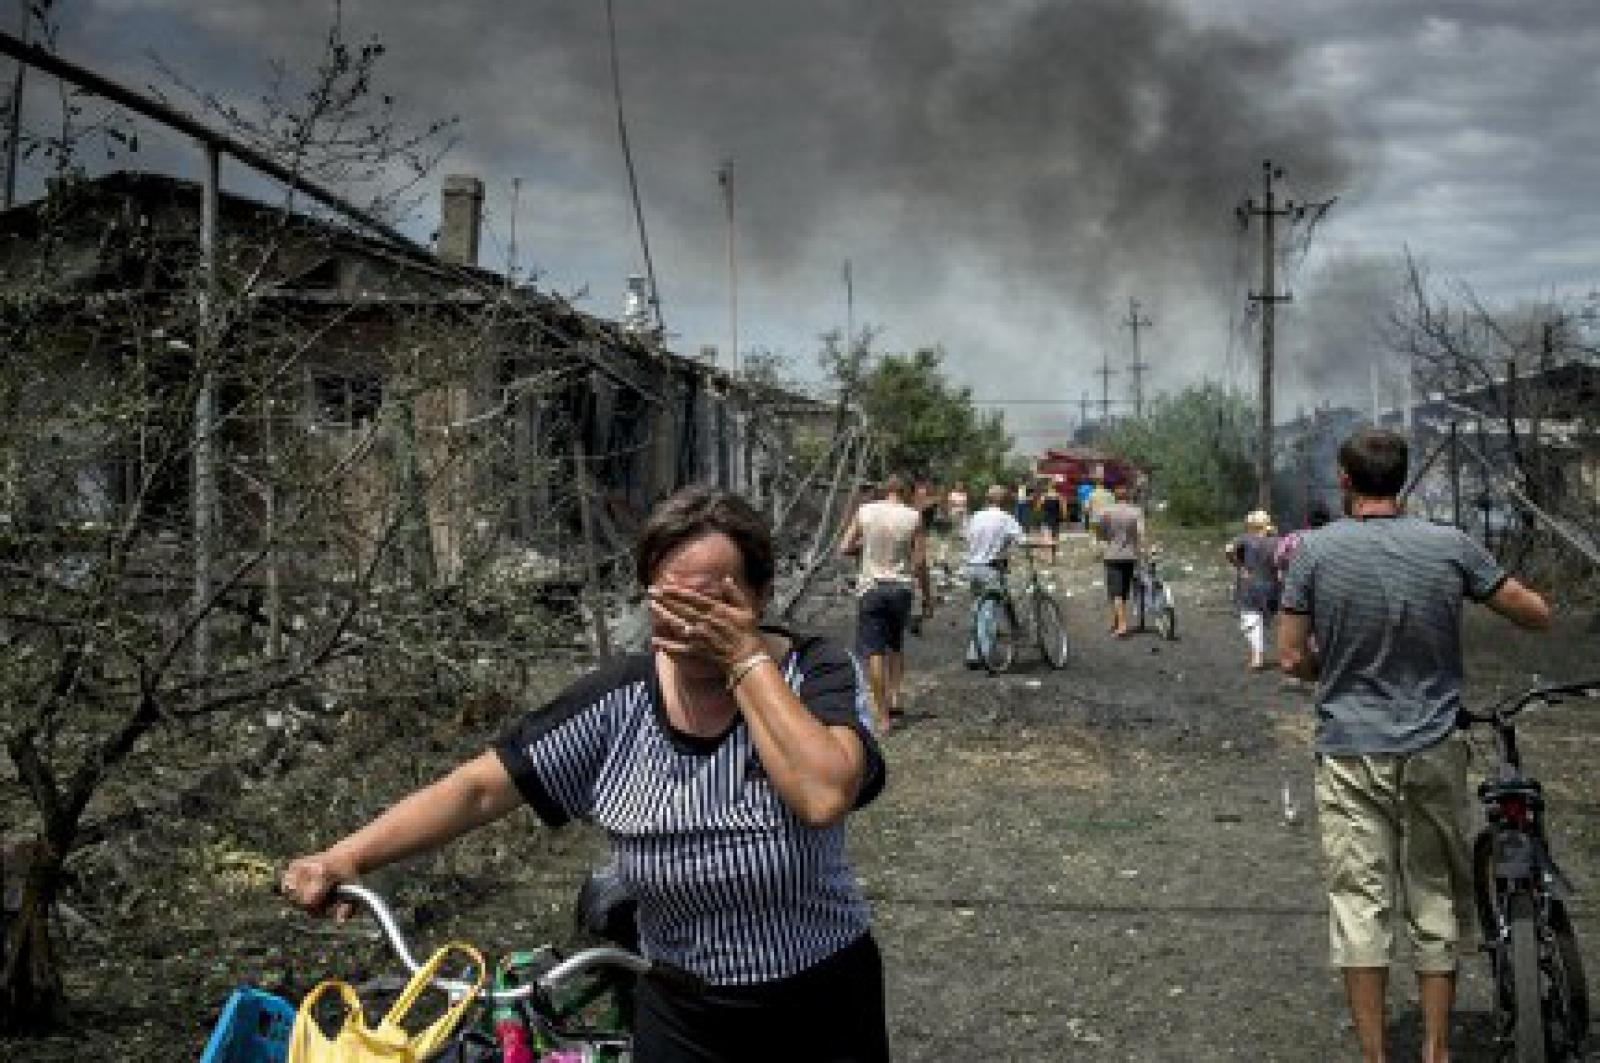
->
xmin=985 ymin=484 xmax=1009 ymax=507
xmin=1338 ymin=428 xmax=1409 ymax=497
xmin=1113 ymin=483 xmax=1130 ymax=499
xmin=882 ymin=474 xmax=905 ymax=497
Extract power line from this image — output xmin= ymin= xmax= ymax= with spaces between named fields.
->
xmin=603 ymin=0 xmax=665 ymax=334
xmin=971 ymin=398 xmax=1092 ymax=405
xmin=1223 ymin=208 xmax=1250 ymax=394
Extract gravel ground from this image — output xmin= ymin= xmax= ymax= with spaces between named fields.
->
xmin=6 ymin=528 xmax=1598 ymax=1062
xmin=834 ymin=530 xmax=1600 ymax=1061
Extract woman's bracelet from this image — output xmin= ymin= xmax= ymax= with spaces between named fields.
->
xmin=725 ymin=652 xmax=772 ymax=691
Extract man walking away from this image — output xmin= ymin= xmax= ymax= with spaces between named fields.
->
xmin=1279 ymin=428 xmax=1551 ymax=1063
xmin=1074 ymin=479 xmax=1094 ymax=527
xmin=1039 ymin=482 xmax=1065 ymax=563
xmin=842 ymin=475 xmax=929 ymax=732
xmin=1085 ymin=478 xmax=1115 ymax=528
xmin=944 ymin=480 xmax=971 ymax=571
xmin=964 ymin=484 xmax=1024 ymax=667
xmin=1225 ymin=509 xmax=1281 ymax=671
xmin=1093 ymin=483 xmax=1145 ymax=637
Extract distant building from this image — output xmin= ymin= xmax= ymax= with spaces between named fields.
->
xmin=1276 ymin=357 xmax=1600 ymax=547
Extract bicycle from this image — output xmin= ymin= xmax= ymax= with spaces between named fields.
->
xmin=331 ymin=882 xmax=659 ymax=1062
xmin=1128 ymin=549 xmax=1177 ymax=641
xmin=1460 ymin=679 xmax=1599 ymax=1063
xmin=968 ymin=544 xmax=1070 ymax=674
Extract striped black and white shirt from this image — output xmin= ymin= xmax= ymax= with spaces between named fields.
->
xmin=494 ymin=634 xmax=885 ymax=986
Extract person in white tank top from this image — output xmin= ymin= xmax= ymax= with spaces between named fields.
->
xmin=841 ymin=475 xmax=928 ymax=732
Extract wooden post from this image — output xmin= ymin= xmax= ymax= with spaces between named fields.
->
xmin=1448 ymin=420 xmax=1461 ymax=529
xmin=191 ymin=142 xmax=219 ymax=674
xmin=572 ymin=442 xmax=611 ymax=660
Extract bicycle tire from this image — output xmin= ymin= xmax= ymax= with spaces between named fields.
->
xmin=974 ymin=594 xmax=1016 ymax=674
xmin=1473 ymin=832 xmax=1499 ymax=947
xmin=1550 ymin=899 xmax=1590 ymax=1056
xmin=1156 ymin=594 xmax=1177 ymax=641
xmin=1034 ymin=594 xmax=1070 ymax=669
xmin=1509 ymin=891 xmax=1549 ymax=1063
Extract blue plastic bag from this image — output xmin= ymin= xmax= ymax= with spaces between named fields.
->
xmin=200 ymin=987 xmax=296 ymax=1063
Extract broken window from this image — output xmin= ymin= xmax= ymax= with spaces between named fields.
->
xmin=311 ymin=370 xmax=384 ymax=427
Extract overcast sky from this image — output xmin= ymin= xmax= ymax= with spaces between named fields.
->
xmin=24 ymin=0 xmax=1600 ymax=447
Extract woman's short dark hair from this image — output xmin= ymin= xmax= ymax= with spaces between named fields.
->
xmin=1338 ymin=428 xmax=1409 ymax=497
xmin=634 ymin=485 xmax=775 ymax=593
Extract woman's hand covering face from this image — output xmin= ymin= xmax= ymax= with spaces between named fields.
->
xmin=648 ymin=576 xmax=765 ymax=669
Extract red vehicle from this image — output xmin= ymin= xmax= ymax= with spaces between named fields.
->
xmin=1034 ymin=447 xmax=1140 ymax=494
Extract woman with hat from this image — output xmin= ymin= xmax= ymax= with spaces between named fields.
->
xmin=1224 ymin=510 xmax=1281 ymax=671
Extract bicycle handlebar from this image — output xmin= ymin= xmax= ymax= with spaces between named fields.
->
xmin=333 ymin=883 xmax=652 ymax=1002
xmin=1458 ymin=679 xmax=1600 ymax=728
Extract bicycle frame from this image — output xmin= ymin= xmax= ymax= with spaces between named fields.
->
xmin=1127 ymin=553 xmax=1175 ymax=638
xmin=966 ymin=545 xmax=1068 ymax=672
xmin=1461 ymin=680 xmax=1599 ymax=1061
xmin=1134 ymin=560 xmax=1159 ymax=615
xmin=334 ymin=883 xmax=651 ymax=1003
xmin=1467 ymin=682 xmax=1596 ymax=902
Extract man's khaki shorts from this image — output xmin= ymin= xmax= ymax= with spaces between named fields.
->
xmin=1314 ymin=735 xmax=1472 ymax=972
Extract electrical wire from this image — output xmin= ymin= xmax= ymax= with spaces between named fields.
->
xmin=604 ymin=0 xmax=665 ymax=334
xmin=1223 ymin=210 xmax=1250 ymax=394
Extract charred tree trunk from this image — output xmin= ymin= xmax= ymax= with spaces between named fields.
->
xmin=0 ymin=837 xmax=67 ymax=1033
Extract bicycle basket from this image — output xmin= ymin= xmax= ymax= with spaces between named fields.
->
xmin=200 ymin=986 xmax=297 ymax=1063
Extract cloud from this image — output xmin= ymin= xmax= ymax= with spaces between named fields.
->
xmin=36 ymin=0 xmax=1600 ymax=440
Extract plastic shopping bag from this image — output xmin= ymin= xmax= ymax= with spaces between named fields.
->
xmin=288 ymin=942 xmax=486 ymax=1063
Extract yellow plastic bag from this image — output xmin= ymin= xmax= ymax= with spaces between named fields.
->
xmin=288 ymin=942 xmax=486 ymax=1063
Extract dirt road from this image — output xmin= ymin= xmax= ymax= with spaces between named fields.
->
xmin=833 ymin=531 xmax=1600 ymax=1061
xmin=7 ymin=529 xmax=1597 ymax=1062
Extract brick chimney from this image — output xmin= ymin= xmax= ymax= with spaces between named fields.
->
xmin=438 ymin=175 xmax=484 ymax=266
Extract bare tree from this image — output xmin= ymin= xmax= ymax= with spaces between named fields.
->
xmin=1392 ymin=252 xmax=1599 ymax=575
xmin=0 ymin=12 xmax=550 ymax=1026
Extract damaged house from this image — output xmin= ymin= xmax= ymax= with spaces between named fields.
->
xmin=0 ymin=171 xmax=823 ymax=598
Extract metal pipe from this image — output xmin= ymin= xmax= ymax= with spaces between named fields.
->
xmin=2 ymin=9 xmax=27 ymax=209
xmin=0 ymin=30 xmax=426 ymax=258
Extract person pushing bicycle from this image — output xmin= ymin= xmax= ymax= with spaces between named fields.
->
xmin=1278 ymin=428 xmax=1552 ymax=1063
xmin=1092 ymin=482 xmax=1145 ymax=638
xmin=963 ymin=484 xmax=1024 ymax=668
xmin=282 ymin=487 xmax=890 ymax=1062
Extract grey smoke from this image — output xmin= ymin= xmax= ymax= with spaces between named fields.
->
xmin=1278 ymin=253 xmax=1408 ymax=409
xmin=57 ymin=0 xmax=1382 ymax=418
xmin=496 ymin=0 xmax=1372 ymax=310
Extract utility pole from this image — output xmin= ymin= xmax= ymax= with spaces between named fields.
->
xmin=1095 ymin=347 xmax=1119 ymax=429
xmin=1122 ymin=297 xmax=1153 ymax=417
xmin=843 ymin=258 xmax=854 ymax=365
xmin=506 ymin=176 xmax=521 ymax=284
xmin=717 ymin=159 xmax=738 ymax=375
xmin=1237 ymin=159 xmax=1299 ymax=512
xmin=192 ymin=143 xmax=220 ymax=674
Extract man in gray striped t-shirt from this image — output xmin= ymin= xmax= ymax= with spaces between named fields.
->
xmin=1279 ymin=427 xmax=1550 ymax=1063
